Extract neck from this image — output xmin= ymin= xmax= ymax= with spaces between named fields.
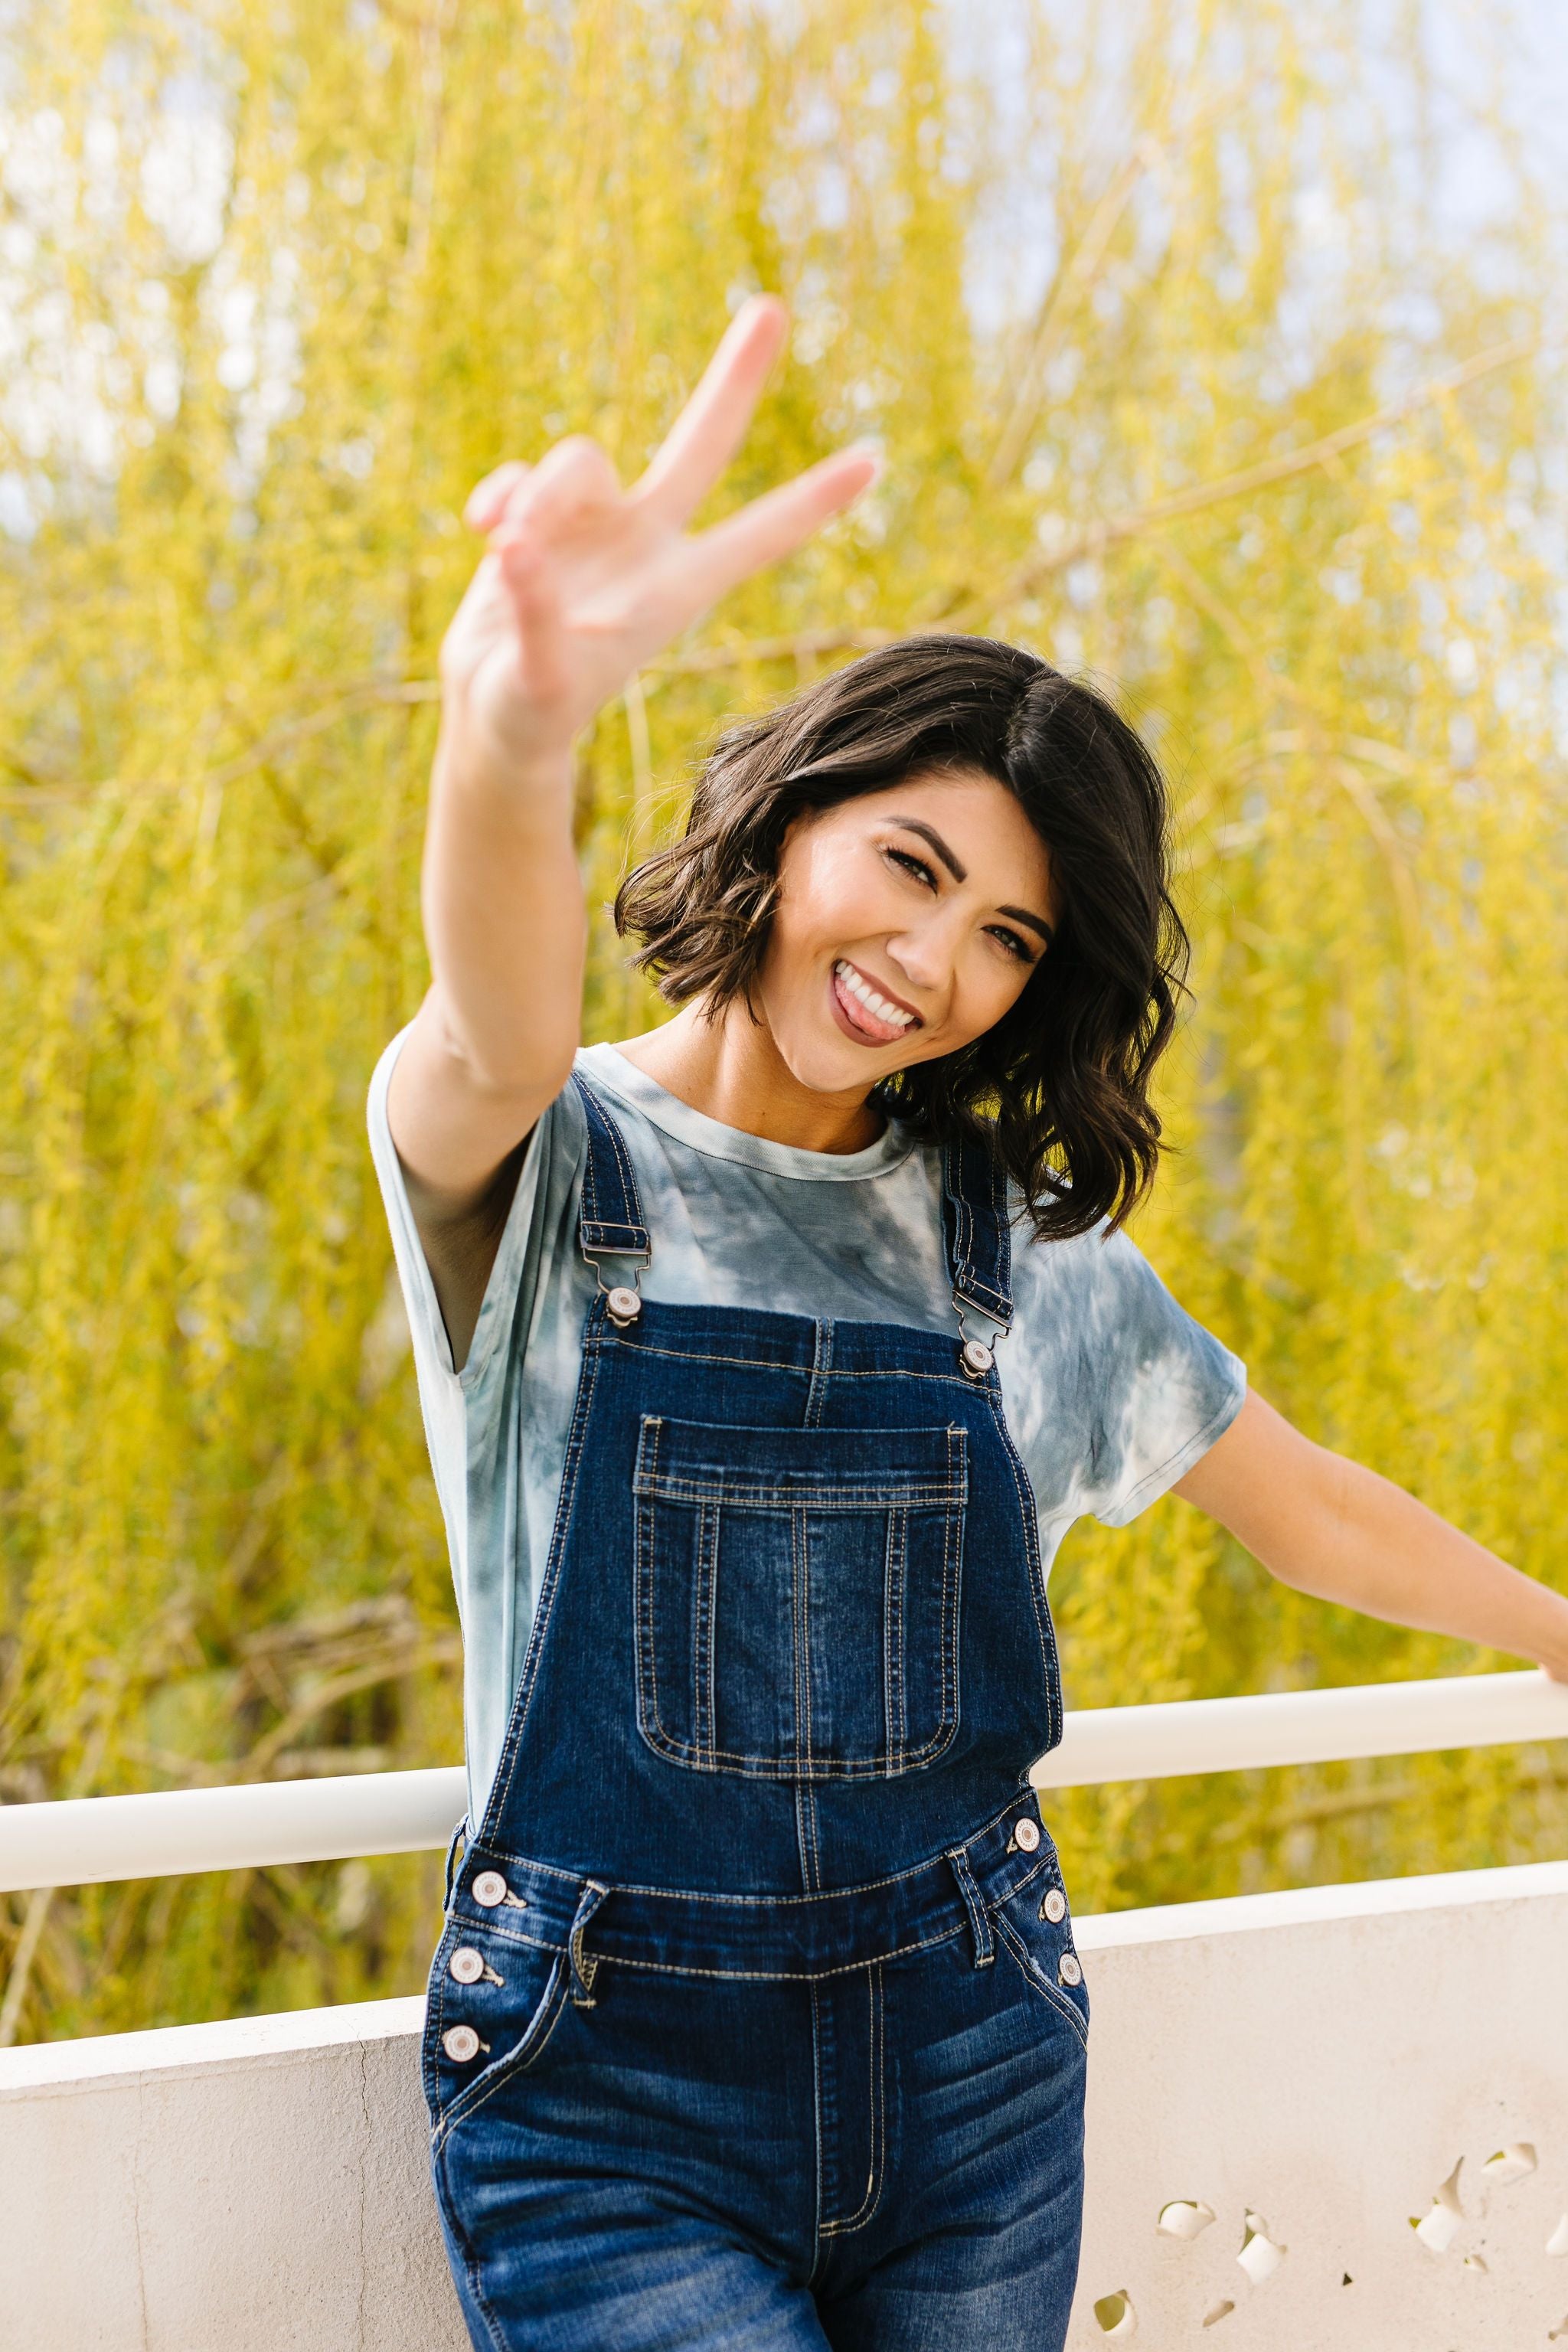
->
xmin=614 ymin=997 xmax=886 ymax=1155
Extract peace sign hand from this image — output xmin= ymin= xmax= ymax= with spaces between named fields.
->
xmin=439 ymin=298 xmax=879 ymax=778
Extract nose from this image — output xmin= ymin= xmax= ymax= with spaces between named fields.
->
xmin=884 ymin=912 xmax=958 ymax=999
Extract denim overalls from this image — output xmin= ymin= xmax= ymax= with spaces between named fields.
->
xmin=423 ymin=1078 xmax=1089 ymax=2351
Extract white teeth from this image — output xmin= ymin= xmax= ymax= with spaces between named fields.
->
xmin=835 ymin=959 xmax=915 ymax=1031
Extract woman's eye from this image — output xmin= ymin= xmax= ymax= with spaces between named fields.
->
xmin=887 ymin=847 xmax=936 ymax=888
xmin=988 ymin=926 xmax=1038 ymax=965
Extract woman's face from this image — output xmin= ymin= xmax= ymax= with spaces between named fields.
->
xmin=754 ymin=769 xmax=1057 ymax=1095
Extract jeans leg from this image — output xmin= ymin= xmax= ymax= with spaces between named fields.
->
xmin=435 ymin=2168 xmax=833 ymax=2352
xmin=815 ymin=1932 xmax=1086 ymax=2352
xmin=433 ymin=1968 xmax=826 ymax=2352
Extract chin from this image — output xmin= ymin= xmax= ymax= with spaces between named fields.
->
xmin=773 ymin=1024 xmax=888 ymax=1096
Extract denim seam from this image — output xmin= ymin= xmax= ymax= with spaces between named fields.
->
xmin=423 ymin=1941 xmax=449 ymax=2115
xmin=634 ymin=1478 xmax=967 ymax=1508
xmin=575 ymin=1075 xmax=649 ymax=1253
xmin=819 ymin=1963 xmax=887 ymax=2239
xmin=633 ymin=1418 xmax=667 ymax=1753
xmin=792 ymin=1501 xmax=811 ymax=1785
xmin=469 ymin=1317 xmax=604 ymax=1841
xmin=694 ymin=1494 xmax=718 ymax=1767
xmin=442 ymin=1920 xmax=568 ymax=1957
xmin=436 ymin=1969 xmax=572 ymax=2151
xmin=988 ymin=1847 xmax=1053 ymax=1906
xmin=595 ymin=1093 xmax=646 ymax=1240
xmin=582 ymin=1921 xmax=964 ymax=1983
xmin=991 ymin=1915 xmax=1089 ymax=2052
xmin=435 ymin=1902 xmax=988 ymax=1971
xmin=942 ymin=1427 xmax=963 ymax=1738
xmin=792 ymin=1487 xmax=819 ymax=1889
xmin=433 ymin=2138 xmax=512 ymax=2352
xmin=808 ymin=1978 xmax=826 ymax=2278
xmin=607 ymin=1341 xmax=984 ymax=1381
xmin=798 ymin=1779 xmax=822 ymax=1895
xmin=468 ymin=1795 xmax=1027 ymax=1900
xmin=431 ymin=1952 xmax=573 ymax=2154
xmin=884 ymin=1507 xmax=906 ymax=1772
xmin=946 ymin=1845 xmax=993 ymax=1965
xmin=632 ymin=1723 xmax=960 ymax=1779
xmin=804 ymin=1316 xmax=833 ymax=1428
xmin=985 ymin=1386 xmax=1063 ymax=1749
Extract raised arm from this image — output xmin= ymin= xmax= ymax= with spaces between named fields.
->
xmin=1174 ymin=1389 xmax=1568 ymax=1682
xmin=386 ymin=299 xmax=877 ymax=1363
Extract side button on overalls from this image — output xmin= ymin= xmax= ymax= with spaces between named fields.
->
xmin=423 ymin=1077 xmax=1089 ymax=2352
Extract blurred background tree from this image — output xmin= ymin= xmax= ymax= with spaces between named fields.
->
xmin=1 ymin=0 xmax=1565 ymax=2042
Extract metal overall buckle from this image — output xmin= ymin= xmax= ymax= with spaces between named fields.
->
xmin=586 ymin=1251 xmax=651 ymax=1328
xmin=953 ymin=1297 xmax=1004 ymax=1381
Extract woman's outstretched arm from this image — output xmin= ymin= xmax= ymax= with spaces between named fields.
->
xmin=386 ymin=298 xmax=876 ymax=1362
xmin=1174 ymin=1390 xmax=1568 ymax=1681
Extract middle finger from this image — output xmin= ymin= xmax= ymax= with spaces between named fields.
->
xmin=629 ymin=296 xmax=789 ymax=528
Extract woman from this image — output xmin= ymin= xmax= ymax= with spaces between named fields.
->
xmin=369 ymin=299 xmax=1568 ymax=2352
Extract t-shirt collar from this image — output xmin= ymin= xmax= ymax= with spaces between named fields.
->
xmin=576 ymin=1043 xmax=916 ymax=1183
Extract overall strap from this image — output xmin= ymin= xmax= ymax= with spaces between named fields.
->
xmin=573 ymin=1073 xmax=651 ymax=1263
xmin=941 ymin=1129 xmax=1014 ymax=1331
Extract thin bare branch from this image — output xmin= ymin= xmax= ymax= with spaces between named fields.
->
xmin=997 ymin=333 xmax=1538 ymax=606
xmin=986 ymin=139 xmax=1158 ymax=491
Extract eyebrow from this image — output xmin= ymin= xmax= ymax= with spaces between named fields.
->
xmin=887 ymin=815 xmax=1056 ymax=946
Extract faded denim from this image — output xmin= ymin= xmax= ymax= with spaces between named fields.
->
xmin=423 ymin=1078 xmax=1088 ymax=2350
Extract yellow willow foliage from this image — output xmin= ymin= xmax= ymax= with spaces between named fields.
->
xmin=0 ymin=0 xmax=1564 ymax=2039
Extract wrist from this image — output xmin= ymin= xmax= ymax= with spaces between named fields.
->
xmin=1527 ymin=1592 xmax=1568 ymax=1683
xmin=432 ymin=720 xmax=574 ymax=818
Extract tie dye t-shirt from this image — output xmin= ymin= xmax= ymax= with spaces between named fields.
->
xmin=368 ymin=1032 xmax=1246 ymax=1825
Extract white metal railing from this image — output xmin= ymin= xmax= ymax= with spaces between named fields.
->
xmin=2 ymin=1669 xmax=1566 ymax=1896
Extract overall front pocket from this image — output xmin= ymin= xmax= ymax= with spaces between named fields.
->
xmin=632 ymin=1416 xmax=968 ymax=1779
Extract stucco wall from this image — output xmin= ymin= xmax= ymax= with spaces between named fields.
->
xmin=3 ymin=1860 xmax=1566 ymax=2350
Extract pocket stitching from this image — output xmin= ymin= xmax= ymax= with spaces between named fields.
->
xmin=992 ymin=1913 xmax=1089 ymax=2051
xmin=633 ymin=1417 xmax=967 ymax=1780
xmin=430 ymin=1950 xmax=572 ymax=2154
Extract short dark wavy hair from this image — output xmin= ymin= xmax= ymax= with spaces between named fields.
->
xmin=615 ymin=634 xmax=1187 ymax=1241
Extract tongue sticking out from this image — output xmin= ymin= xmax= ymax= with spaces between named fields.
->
xmin=832 ymin=962 xmax=912 ymax=1045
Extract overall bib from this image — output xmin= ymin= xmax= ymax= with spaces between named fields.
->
xmin=423 ymin=1078 xmax=1089 ymax=2352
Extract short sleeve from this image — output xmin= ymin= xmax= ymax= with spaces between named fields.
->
xmin=364 ymin=1027 xmax=585 ymax=1557
xmin=1069 ymin=1227 xmax=1246 ymax=1529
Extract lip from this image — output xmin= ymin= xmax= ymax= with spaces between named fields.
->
xmin=829 ymin=959 xmax=924 ymax=1048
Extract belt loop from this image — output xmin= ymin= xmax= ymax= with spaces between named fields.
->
xmin=443 ymin=1816 xmax=469 ymax=1909
xmin=946 ymin=1847 xmax=994 ymax=1968
xmin=568 ymin=1879 xmax=612 ymax=2007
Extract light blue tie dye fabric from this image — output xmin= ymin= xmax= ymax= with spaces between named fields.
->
xmin=368 ymin=1032 xmax=1246 ymax=1825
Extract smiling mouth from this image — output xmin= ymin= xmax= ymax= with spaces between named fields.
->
xmin=831 ymin=959 xmax=923 ymax=1046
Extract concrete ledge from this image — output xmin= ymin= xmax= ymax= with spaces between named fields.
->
xmin=5 ymin=1865 xmax=1568 ymax=2350
xmin=0 ymin=1994 xmax=465 ymax=2352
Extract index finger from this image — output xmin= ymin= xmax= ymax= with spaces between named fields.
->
xmin=630 ymin=296 xmax=790 ymax=527
xmin=678 ymin=443 xmax=881 ymax=612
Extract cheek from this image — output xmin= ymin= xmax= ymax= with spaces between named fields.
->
xmin=943 ymin=956 xmax=1034 ymax=1050
xmin=773 ymin=838 xmax=890 ymax=959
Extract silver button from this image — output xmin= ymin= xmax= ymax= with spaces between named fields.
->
xmin=606 ymin=1285 xmax=642 ymax=1325
xmin=442 ymin=2024 xmax=482 ymax=2063
xmin=471 ymin=1870 xmax=508 ymax=1908
xmin=1058 ymin=1951 xmax=1083 ymax=1987
xmin=1014 ymin=1816 xmax=1040 ymax=1853
xmin=449 ymin=1945 xmax=485 ymax=1984
xmin=1040 ymin=1886 xmax=1067 ymax=1923
xmin=959 ymin=1337 xmax=994 ymax=1379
